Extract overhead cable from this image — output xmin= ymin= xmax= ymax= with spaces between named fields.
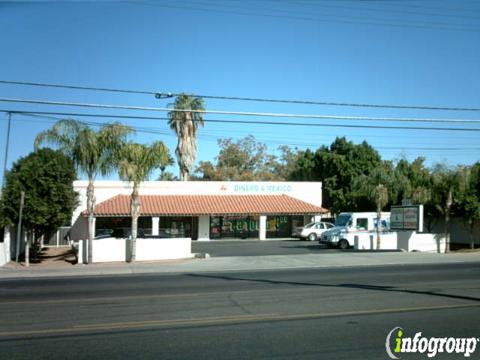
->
xmin=1 ymin=98 xmax=480 ymax=124
xmin=3 ymin=109 xmax=480 ymax=133
xmin=0 ymin=80 xmax=479 ymax=112
xmin=13 ymin=112 xmax=480 ymax=152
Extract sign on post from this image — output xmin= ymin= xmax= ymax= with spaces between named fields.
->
xmin=390 ymin=205 xmax=423 ymax=232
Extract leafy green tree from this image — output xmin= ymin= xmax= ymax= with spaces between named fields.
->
xmin=289 ymin=137 xmax=382 ymax=213
xmin=1 ymin=149 xmax=78 ymax=258
xmin=35 ymin=120 xmax=134 ymax=264
xmin=168 ymin=94 xmax=205 ymax=181
xmin=456 ymin=163 xmax=480 ymax=249
xmin=272 ymin=145 xmax=302 ymax=180
xmin=288 ymin=148 xmax=316 ymax=181
xmin=394 ymin=157 xmax=432 ymax=203
xmin=194 ymin=135 xmax=283 ymax=181
xmin=157 ymin=153 xmax=175 ymax=180
xmin=118 ymin=141 xmax=171 ymax=262
xmin=157 ymin=171 xmax=178 ymax=181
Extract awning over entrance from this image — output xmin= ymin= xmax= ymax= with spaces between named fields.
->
xmin=82 ymin=194 xmax=328 ymax=217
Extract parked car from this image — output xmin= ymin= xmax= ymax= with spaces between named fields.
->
xmin=292 ymin=221 xmax=335 ymax=241
xmin=319 ymin=212 xmax=390 ymax=249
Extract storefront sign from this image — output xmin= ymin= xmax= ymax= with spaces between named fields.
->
xmin=220 ymin=183 xmax=293 ymax=193
xmin=390 ymin=205 xmax=423 ymax=231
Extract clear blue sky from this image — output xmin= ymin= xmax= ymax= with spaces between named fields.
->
xmin=1 ymin=0 xmax=479 ymax=182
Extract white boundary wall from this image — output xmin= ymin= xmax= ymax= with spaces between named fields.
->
xmin=77 ymin=237 xmax=192 ymax=264
xmin=0 ymin=228 xmax=11 ymax=266
xmin=354 ymin=232 xmax=446 ymax=253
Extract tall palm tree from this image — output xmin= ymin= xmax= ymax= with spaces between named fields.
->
xmin=118 ymin=141 xmax=171 ymax=262
xmin=168 ymin=94 xmax=205 ymax=181
xmin=431 ymin=164 xmax=469 ymax=253
xmin=34 ymin=120 xmax=134 ymax=264
xmin=354 ymin=164 xmax=394 ymax=249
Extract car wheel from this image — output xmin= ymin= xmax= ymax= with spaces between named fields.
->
xmin=338 ymin=239 xmax=349 ymax=250
xmin=308 ymin=233 xmax=317 ymax=241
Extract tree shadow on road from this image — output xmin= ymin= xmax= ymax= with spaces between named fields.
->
xmin=187 ymin=273 xmax=480 ymax=303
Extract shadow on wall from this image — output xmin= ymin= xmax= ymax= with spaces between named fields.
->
xmin=434 ymin=233 xmax=443 ymax=254
xmin=429 ymin=217 xmax=480 ymax=248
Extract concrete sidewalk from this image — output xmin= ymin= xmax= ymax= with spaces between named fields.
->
xmin=0 ymin=251 xmax=479 ymax=279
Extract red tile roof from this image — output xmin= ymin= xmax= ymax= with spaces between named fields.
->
xmin=83 ymin=194 xmax=327 ymax=217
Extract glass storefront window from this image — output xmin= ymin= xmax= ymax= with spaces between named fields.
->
xmin=95 ymin=217 xmax=152 ymax=238
xmin=160 ymin=217 xmax=196 ymax=239
xmin=210 ymin=216 xmax=259 ymax=239
xmin=266 ymin=215 xmax=304 ymax=238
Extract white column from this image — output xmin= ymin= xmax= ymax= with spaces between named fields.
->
xmin=198 ymin=216 xmax=210 ymax=241
xmin=313 ymin=215 xmax=322 ymax=223
xmin=259 ymin=216 xmax=267 ymax=240
xmin=77 ymin=239 xmax=84 ymax=264
xmin=152 ymin=217 xmax=160 ymax=236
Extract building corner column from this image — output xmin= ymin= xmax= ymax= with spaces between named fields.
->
xmin=152 ymin=217 xmax=160 ymax=236
xmin=259 ymin=216 xmax=267 ymax=240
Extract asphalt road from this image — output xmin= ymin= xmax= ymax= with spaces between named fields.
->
xmin=1 ymin=263 xmax=479 ymax=359
xmin=192 ymin=239 xmax=340 ymax=257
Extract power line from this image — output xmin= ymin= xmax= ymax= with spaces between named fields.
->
xmin=12 ymin=112 xmax=480 ymax=152
xmin=128 ymin=0 xmax=480 ymax=32
xmin=21 ymin=110 xmax=479 ymax=143
xmin=1 ymin=80 xmax=479 ymax=112
xmin=0 ymin=80 xmax=155 ymax=96
xmin=350 ymin=0 xmax=480 ymax=15
xmin=1 ymin=97 xmax=480 ymax=124
xmin=283 ymin=0 xmax=480 ymax=21
xmin=193 ymin=0 xmax=480 ymax=26
xmin=3 ymin=109 xmax=480 ymax=133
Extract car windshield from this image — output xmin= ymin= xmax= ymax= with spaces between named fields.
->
xmin=303 ymin=222 xmax=315 ymax=228
xmin=335 ymin=214 xmax=351 ymax=227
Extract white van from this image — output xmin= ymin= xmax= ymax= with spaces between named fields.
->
xmin=319 ymin=212 xmax=390 ymax=249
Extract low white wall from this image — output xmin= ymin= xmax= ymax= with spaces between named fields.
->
xmin=354 ymin=232 xmax=446 ymax=253
xmin=136 ymin=238 xmax=192 ymax=261
xmin=0 ymin=228 xmax=11 ymax=266
xmin=77 ymin=237 xmax=192 ymax=263
xmin=0 ymin=243 xmax=7 ymax=266
xmin=93 ymin=238 xmax=128 ymax=263
xmin=398 ymin=232 xmax=446 ymax=253
xmin=354 ymin=233 xmax=398 ymax=250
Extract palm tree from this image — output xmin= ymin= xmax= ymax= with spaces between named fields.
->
xmin=354 ymin=164 xmax=394 ymax=249
xmin=168 ymin=94 xmax=205 ymax=181
xmin=431 ymin=164 xmax=470 ymax=253
xmin=118 ymin=141 xmax=171 ymax=262
xmin=34 ymin=120 xmax=134 ymax=264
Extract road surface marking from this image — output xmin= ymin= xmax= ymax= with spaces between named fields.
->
xmin=0 ymin=303 xmax=479 ymax=338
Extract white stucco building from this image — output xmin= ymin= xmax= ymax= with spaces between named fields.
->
xmin=70 ymin=181 xmax=327 ymax=242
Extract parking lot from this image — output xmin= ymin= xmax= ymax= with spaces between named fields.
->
xmin=191 ymin=239 xmax=341 ymax=257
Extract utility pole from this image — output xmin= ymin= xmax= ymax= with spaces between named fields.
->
xmin=15 ymin=191 xmax=25 ymax=266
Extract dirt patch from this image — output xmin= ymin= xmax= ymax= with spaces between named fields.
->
xmin=10 ymin=247 xmax=77 ymax=267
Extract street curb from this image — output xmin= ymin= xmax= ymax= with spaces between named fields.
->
xmin=0 ymin=252 xmax=479 ymax=280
